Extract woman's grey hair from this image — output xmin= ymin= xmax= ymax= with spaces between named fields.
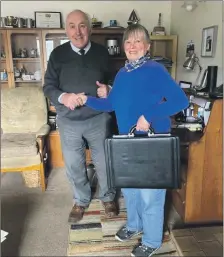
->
xmin=122 ymin=24 xmax=150 ymax=45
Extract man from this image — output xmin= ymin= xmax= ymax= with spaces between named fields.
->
xmin=43 ymin=9 xmax=117 ymax=223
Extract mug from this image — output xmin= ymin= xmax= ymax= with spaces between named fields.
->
xmin=110 ymin=20 xmax=117 ymax=27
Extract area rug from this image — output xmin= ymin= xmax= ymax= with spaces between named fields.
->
xmin=67 ymin=196 xmax=178 ymax=256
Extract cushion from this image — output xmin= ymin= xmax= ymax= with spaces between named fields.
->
xmin=1 ymin=86 xmax=48 ymax=133
xmin=1 ymin=155 xmax=41 ymax=169
xmin=1 ymin=133 xmax=38 ymax=158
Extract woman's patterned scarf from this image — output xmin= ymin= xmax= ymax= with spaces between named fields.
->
xmin=125 ymin=54 xmax=150 ymax=72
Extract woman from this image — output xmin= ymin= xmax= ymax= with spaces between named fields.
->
xmin=76 ymin=24 xmax=189 ymax=257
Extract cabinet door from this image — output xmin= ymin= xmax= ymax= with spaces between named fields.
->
xmin=6 ymin=29 xmax=44 ymax=88
xmin=41 ymin=29 xmax=68 ymax=111
xmin=42 ymin=29 xmax=68 ymax=71
xmin=0 ymin=29 xmax=11 ymax=88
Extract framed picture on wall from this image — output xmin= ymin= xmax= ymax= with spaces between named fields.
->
xmin=201 ymin=25 xmax=218 ymax=57
xmin=35 ymin=11 xmax=62 ymax=28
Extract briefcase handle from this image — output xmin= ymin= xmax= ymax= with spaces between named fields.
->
xmin=128 ymin=125 xmax=155 ymax=137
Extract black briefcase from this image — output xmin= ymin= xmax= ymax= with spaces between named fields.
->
xmin=105 ymin=126 xmax=181 ymax=189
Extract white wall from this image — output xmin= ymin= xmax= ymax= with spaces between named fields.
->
xmin=170 ymin=1 xmax=223 ymax=87
xmin=1 ymin=1 xmax=172 ymax=34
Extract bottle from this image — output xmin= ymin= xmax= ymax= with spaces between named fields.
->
xmin=190 ymin=102 xmax=194 ymax=117
xmin=3 ymin=69 xmax=7 ymax=80
xmin=116 ymin=46 xmax=120 ymax=55
xmin=110 ymin=46 xmax=114 ymax=55
xmin=197 ymin=107 xmax=204 ymax=118
xmin=20 ymin=65 xmax=26 ymax=77
xmin=187 ymin=95 xmax=194 ymax=117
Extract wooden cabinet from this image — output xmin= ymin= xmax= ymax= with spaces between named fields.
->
xmin=172 ymin=98 xmax=223 ymax=224
xmin=0 ymin=28 xmax=44 ymax=88
xmin=47 ymin=130 xmax=64 ymax=168
xmin=150 ymin=35 xmax=177 ymax=79
xmin=0 ymin=30 xmax=11 ymax=88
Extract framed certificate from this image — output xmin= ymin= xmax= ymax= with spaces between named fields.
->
xmin=35 ymin=11 xmax=62 ymax=28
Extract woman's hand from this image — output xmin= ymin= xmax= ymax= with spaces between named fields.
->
xmin=136 ymin=115 xmax=150 ymax=131
xmin=75 ymin=93 xmax=87 ymax=107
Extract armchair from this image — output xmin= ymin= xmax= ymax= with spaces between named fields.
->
xmin=1 ymin=86 xmax=50 ymax=191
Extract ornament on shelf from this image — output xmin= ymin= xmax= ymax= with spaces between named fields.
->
xmin=127 ymin=10 xmax=139 ymax=26
xmin=91 ymin=15 xmax=102 ymax=28
xmin=152 ymin=13 xmax=166 ymax=35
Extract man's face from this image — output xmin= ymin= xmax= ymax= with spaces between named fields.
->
xmin=124 ymin=31 xmax=150 ymax=61
xmin=66 ymin=11 xmax=90 ymax=49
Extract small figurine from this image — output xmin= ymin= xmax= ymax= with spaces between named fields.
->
xmin=30 ymin=48 xmax=37 ymax=58
xmin=20 ymin=48 xmax=28 ymax=58
xmin=91 ymin=15 xmax=102 ymax=28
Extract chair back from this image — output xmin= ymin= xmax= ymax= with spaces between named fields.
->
xmin=1 ymin=86 xmax=48 ymax=133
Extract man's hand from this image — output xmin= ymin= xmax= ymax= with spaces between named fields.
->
xmin=96 ymin=81 xmax=110 ymax=98
xmin=61 ymin=93 xmax=85 ymax=110
xmin=136 ymin=115 xmax=150 ymax=132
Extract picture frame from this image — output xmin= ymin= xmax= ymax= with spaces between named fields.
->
xmin=179 ymin=81 xmax=192 ymax=89
xmin=35 ymin=11 xmax=62 ymax=28
xmin=201 ymin=25 xmax=218 ymax=57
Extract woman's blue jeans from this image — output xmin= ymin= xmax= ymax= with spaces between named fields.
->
xmin=121 ymin=188 xmax=166 ymax=248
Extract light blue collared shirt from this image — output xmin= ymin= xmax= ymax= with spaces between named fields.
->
xmin=58 ymin=41 xmax=91 ymax=103
xmin=70 ymin=41 xmax=91 ymax=55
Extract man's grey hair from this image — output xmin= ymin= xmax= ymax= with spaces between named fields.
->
xmin=66 ymin=9 xmax=92 ymax=32
xmin=122 ymin=24 xmax=150 ymax=45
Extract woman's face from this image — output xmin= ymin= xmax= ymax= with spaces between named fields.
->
xmin=124 ymin=31 xmax=150 ymax=62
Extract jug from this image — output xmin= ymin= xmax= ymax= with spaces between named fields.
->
xmin=14 ymin=17 xmax=24 ymax=28
xmin=0 ymin=17 xmax=6 ymax=27
xmin=24 ymin=18 xmax=33 ymax=28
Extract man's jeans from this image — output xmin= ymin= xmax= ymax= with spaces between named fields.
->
xmin=122 ymin=188 xmax=166 ymax=248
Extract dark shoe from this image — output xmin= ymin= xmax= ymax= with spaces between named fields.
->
xmin=102 ymin=201 xmax=118 ymax=218
xmin=131 ymin=243 xmax=159 ymax=257
xmin=68 ymin=204 xmax=85 ymax=223
xmin=115 ymin=225 xmax=142 ymax=242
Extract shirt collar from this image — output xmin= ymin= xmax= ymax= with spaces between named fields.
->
xmin=70 ymin=41 xmax=91 ymax=55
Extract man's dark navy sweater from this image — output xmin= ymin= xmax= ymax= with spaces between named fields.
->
xmin=86 ymin=60 xmax=189 ymax=134
xmin=43 ymin=41 xmax=111 ymax=121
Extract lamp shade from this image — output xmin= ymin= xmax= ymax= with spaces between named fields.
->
xmin=183 ymin=53 xmax=197 ymax=70
xmin=181 ymin=1 xmax=198 ymax=12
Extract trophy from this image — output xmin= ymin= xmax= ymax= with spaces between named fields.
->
xmin=152 ymin=13 xmax=166 ymax=35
